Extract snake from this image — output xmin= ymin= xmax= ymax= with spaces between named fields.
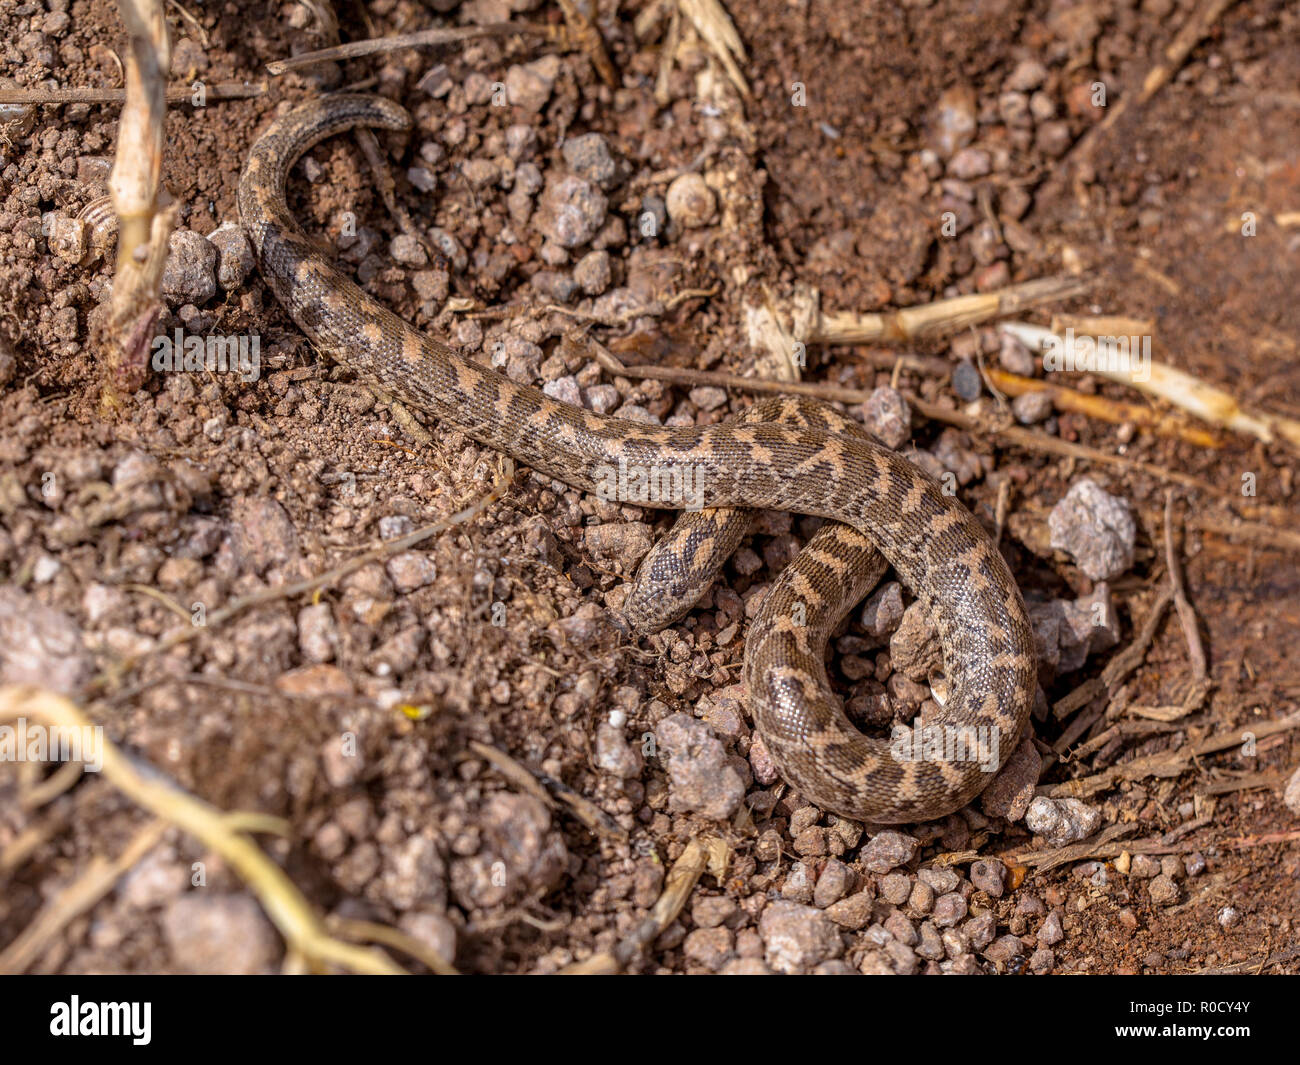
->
xmin=237 ymin=94 xmax=1037 ymax=823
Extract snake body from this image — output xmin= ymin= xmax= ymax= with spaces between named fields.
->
xmin=238 ymin=94 xmax=1037 ymax=823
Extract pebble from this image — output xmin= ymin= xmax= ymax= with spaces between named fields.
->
xmin=1217 ymin=906 xmax=1240 ymax=930
xmin=1006 ymin=59 xmax=1048 ymax=92
xmin=948 ymin=147 xmax=992 ymax=179
xmin=654 ymin=713 xmax=745 ymax=819
xmin=584 ymin=383 xmax=621 ymax=414
xmin=1012 ymin=390 xmax=1054 ymax=424
xmin=984 ymin=934 xmax=1025 ymax=965
xmin=759 ymin=901 xmax=844 ymax=973
xmin=573 ymin=249 xmax=612 ymax=295
xmin=932 ymin=892 xmax=968 ymax=928
xmin=582 ymin=522 xmax=653 ymax=570
xmin=1048 ymin=479 xmax=1136 ymax=580
xmin=964 ymin=912 xmax=997 ymax=951
xmin=1025 ymin=796 xmax=1101 ymax=845
xmin=999 ymin=332 xmax=1036 ymax=375
xmin=1037 ymin=910 xmax=1064 ymax=945
xmin=665 ymin=172 xmax=716 ymax=229
xmin=869 ymin=874 xmax=904 ymax=910
xmin=542 ymin=374 xmax=583 ymax=406
xmin=595 ymin=722 xmax=644 ymax=778
xmin=970 ymin=859 xmax=1007 ymax=897
xmin=391 ymin=233 xmax=428 ymax=267
xmin=952 ymin=359 xmax=983 ymax=401
xmin=0 ymin=586 xmax=92 ymax=695
xmin=932 ymin=85 xmax=977 ymax=158
xmin=781 ymin=861 xmax=815 ymax=903
xmin=160 ymin=229 xmax=218 ymax=306
xmin=536 ymin=175 xmax=608 ymax=248
xmin=859 ymin=581 xmax=904 ymax=639
xmin=161 ymin=894 xmax=278 ymax=974
xmin=861 ymin=830 xmax=920 ymax=873
xmin=505 ymin=55 xmax=560 ymax=113
xmin=1148 ymin=874 xmax=1180 ymax=906
xmin=683 ymin=926 xmax=734 ymax=970
xmin=562 ymin=132 xmax=618 ymax=188
xmin=692 ymin=895 xmax=738 ymax=928
xmin=860 ymin=386 xmax=911 ymax=449
xmin=398 ymin=911 xmax=457 ymax=966
xmin=824 ymin=890 xmax=875 ymax=930
xmin=812 ymin=859 xmax=853 ymax=907
xmin=1284 ymin=764 xmax=1300 ymax=815
xmin=385 ymin=551 xmax=437 ymax=593
xmin=297 ymin=602 xmax=338 ymax=663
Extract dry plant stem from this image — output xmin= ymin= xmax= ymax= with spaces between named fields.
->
xmin=1163 ymin=491 xmax=1209 ymax=702
xmin=985 ymin=366 xmax=1223 ymax=448
xmin=324 ymin=916 xmax=456 ymax=975
xmin=0 ymin=80 xmax=266 ymax=105
xmin=265 ymin=23 xmax=554 ymax=75
xmin=1053 ymin=586 xmax=1173 ymax=721
xmin=1006 ymin=319 xmax=1300 ymax=451
xmin=810 ymin=276 xmax=1090 ymax=344
xmin=556 ymin=0 xmax=617 ymax=87
xmin=467 ymin=740 xmax=625 ymax=841
xmin=1045 ymin=713 xmax=1300 ymax=800
xmin=103 ymin=0 xmax=173 ymax=402
xmin=0 ymin=818 xmax=169 ymax=973
xmin=0 ymin=686 xmax=405 ymax=974
xmin=676 ymin=0 xmax=750 ymax=99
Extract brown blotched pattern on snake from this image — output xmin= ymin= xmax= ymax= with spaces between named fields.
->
xmin=238 ymin=94 xmax=1037 ymax=823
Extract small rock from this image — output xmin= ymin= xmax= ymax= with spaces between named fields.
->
xmin=860 ymin=386 xmax=911 ymax=450
xmin=970 ymin=859 xmax=1007 ymax=898
xmin=573 ymin=249 xmax=612 ymax=295
xmin=812 ymin=859 xmax=853 ymax=908
xmin=1025 ymin=796 xmax=1101 ymax=845
xmin=161 ymin=894 xmax=277 ymax=974
xmin=1148 ymin=874 xmax=1179 ymax=906
xmin=655 ymin=713 xmax=745 ymax=820
xmin=759 ymin=900 xmax=844 ymax=973
xmin=595 ymin=722 xmax=644 ymax=778
xmin=1037 ymin=910 xmax=1064 ymax=945
xmin=1284 ymin=764 xmax=1300 ymax=816
xmin=860 ymin=830 xmax=919 ymax=873
xmin=536 ymin=175 xmax=608 ymax=248
xmin=160 ymin=229 xmax=218 ymax=306
xmin=0 ymin=587 xmax=92 ymax=695
xmin=385 ymin=551 xmax=437 ymax=594
xmin=505 ymin=55 xmax=560 ymax=113
xmin=1048 ymin=478 xmax=1136 ymax=580
xmin=984 ymin=934 xmax=1025 ymax=965
xmin=932 ymin=85 xmax=977 ymax=158
xmin=562 ymin=132 xmax=618 ymax=187
xmin=1012 ymin=390 xmax=1054 ymax=424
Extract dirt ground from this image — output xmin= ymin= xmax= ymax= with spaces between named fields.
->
xmin=0 ymin=0 xmax=1297 ymax=975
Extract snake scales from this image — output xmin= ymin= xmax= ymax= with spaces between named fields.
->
xmin=238 ymin=94 xmax=1037 ymax=823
